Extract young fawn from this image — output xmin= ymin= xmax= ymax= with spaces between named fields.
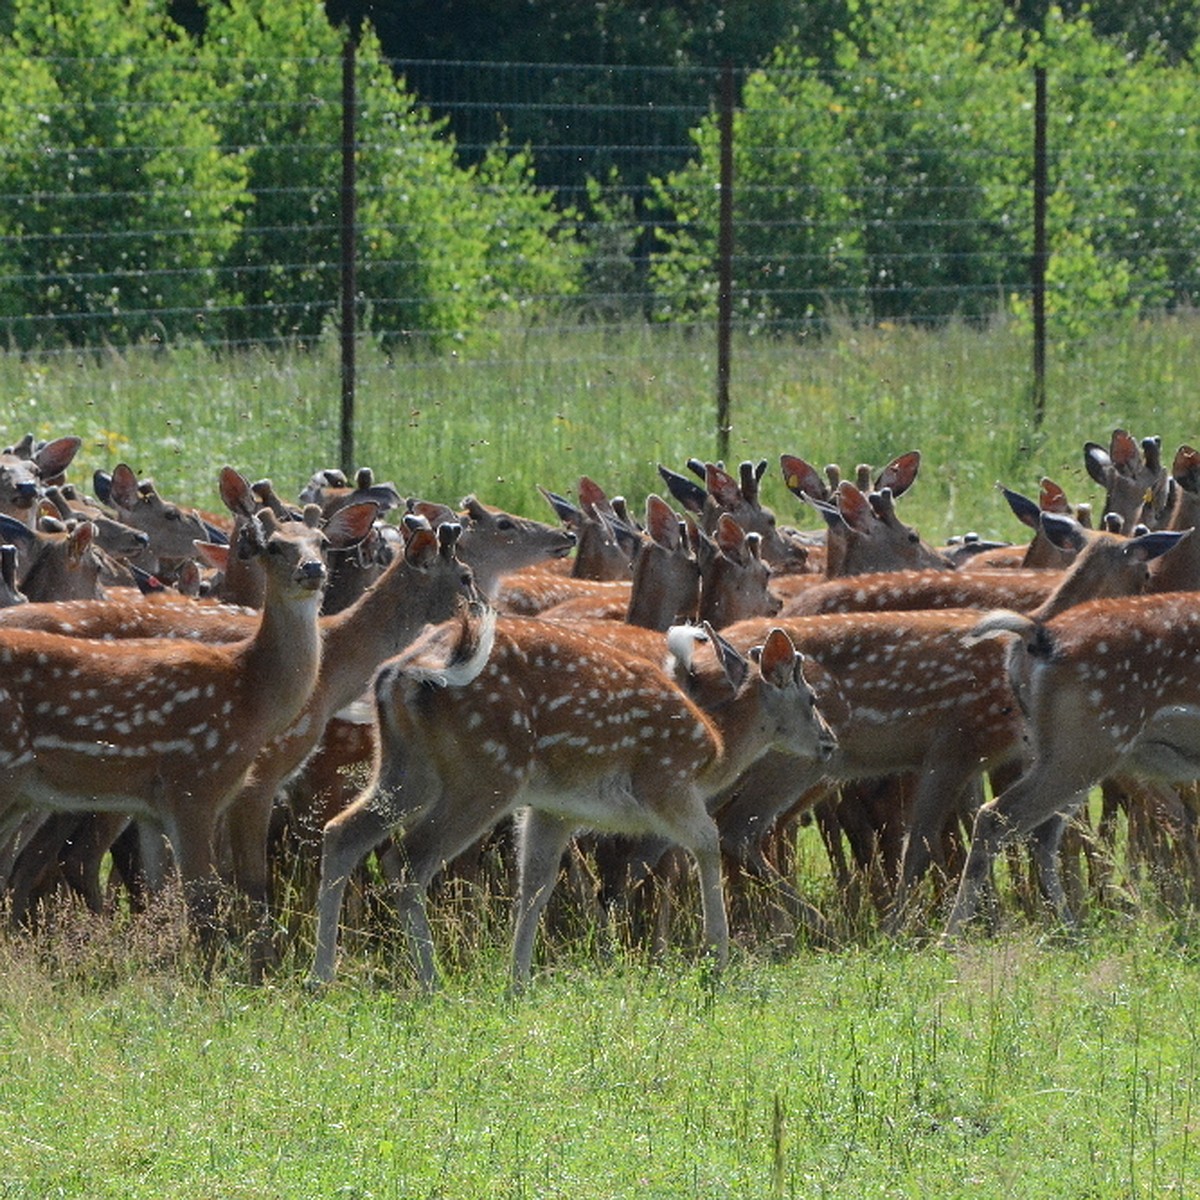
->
xmin=310 ymin=610 xmax=836 ymax=990
xmin=0 ymin=495 xmax=372 ymax=943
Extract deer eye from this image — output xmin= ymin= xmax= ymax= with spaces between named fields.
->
xmin=496 ymin=517 xmax=515 ymax=531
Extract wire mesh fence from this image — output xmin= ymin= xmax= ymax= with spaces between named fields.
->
xmin=2 ymin=45 xmax=1199 ymax=488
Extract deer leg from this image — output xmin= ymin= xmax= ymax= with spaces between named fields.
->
xmin=653 ymin=787 xmax=729 ymax=971
xmin=224 ymin=788 xmax=278 ymax=982
xmin=1029 ymin=805 xmax=1085 ymax=926
xmin=944 ymin=759 xmax=1100 ymax=940
xmin=382 ymin=816 xmax=449 ymax=993
xmin=311 ymin=801 xmax=393 ymax=986
xmin=511 ymin=808 xmax=576 ymax=989
xmin=891 ymin=754 xmax=982 ymax=930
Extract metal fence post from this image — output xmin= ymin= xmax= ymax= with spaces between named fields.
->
xmin=1032 ymin=65 xmax=1048 ymax=427
xmin=339 ymin=31 xmax=358 ymax=476
xmin=716 ymin=61 xmax=734 ymax=464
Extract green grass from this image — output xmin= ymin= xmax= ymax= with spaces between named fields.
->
xmin=0 ymin=905 xmax=1196 ymax=1200
xmin=4 ymin=314 xmax=1199 ymax=542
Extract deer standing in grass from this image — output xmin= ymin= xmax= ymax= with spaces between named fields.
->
xmin=0 ymin=488 xmax=371 ymax=945
xmin=943 ymin=590 xmax=1200 ymax=938
xmin=310 ymin=611 xmax=836 ymax=990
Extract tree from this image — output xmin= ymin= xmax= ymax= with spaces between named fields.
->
xmin=0 ymin=0 xmax=247 ymax=347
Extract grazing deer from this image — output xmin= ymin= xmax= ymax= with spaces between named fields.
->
xmin=0 ymin=435 xmax=81 ymax=530
xmin=0 ymin=492 xmax=372 ymax=946
xmin=943 ymin=590 xmax=1200 ymax=938
xmin=310 ymin=612 xmax=836 ymax=990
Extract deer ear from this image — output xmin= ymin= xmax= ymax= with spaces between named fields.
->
xmin=714 ymin=512 xmax=745 ymax=557
xmin=194 ymin=540 xmax=229 ymax=572
xmin=1172 ymin=445 xmax=1200 ymax=492
xmin=1109 ymin=428 xmax=1139 ymax=469
xmin=1124 ymin=528 xmax=1188 ymax=564
xmin=1039 ymin=511 xmax=1088 ymax=553
xmin=219 ymin=466 xmax=258 ymax=518
xmin=34 ymin=435 xmax=81 ymax=482
xmin=109 ymin=463 xmax=142 ymax=510
xmin=323 ymin=500 xmax=378 ymax=549
xmin=0 ymin=512 xmax=35 ymax=549
xmin=1000 ymin=484 xmax=1042 ymax=531
xmin=405 ymin=526 xmax=440 ymax=567
xmin=780 ymin=454 xmax=828 ymax=503
xmin=705 ymin=462 xmax=742 ymax=509
xmin=874 ymin=450 xmax=921 ymax=497
xmin=702 ymin=621 xmax=749 ymax=693
xmin=1084 ymin=442 xmax=1114 ymax=487
xmin=657 ymin=464 xmax=707 ymax=515
xmin=757 ymin=627 xmax=797 ymax=689
xmin=67 ymin=520 xmax=95 ymax=561
xmin=1039 ymin=477 xmax=1072 ymax=514
xmin=836 ymin=481 xmax=875 ymax=534
xmin=643 ymin=494 xmax=681 ymax=549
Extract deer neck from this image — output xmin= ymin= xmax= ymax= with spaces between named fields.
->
xmin=689 ymin=691 xmax=774 ymax=798
xmin=315 ymin=559 xmax=441 ymax=716
xmin=242 ymin=580 xmax=324 ymax=740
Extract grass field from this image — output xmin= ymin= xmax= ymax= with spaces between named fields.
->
xmin=0 ymin=904 xmax=1196 ymax=1199
xmin=2 ymin=318 xmax=1200 ymax=1198
xmin=3 ymin=314 xmax=1199 ymax=542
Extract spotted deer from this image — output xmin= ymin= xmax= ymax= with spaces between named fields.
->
xmin=658 ymin=458 xmax=810 ymax=572
xmin=310 ymin=611 xmax=836 ymax=990
xmin=0 ymin=513 xmax=115 ymax=602
xmin=104 ymin=462 xmax=218 ymax=582
xmin=943 ymin=590 xmax=1200 ymax=938
xmin=0 ymin=493 xmax=373 ymax=944
xmin=407 ymin=492 xmax=577 ymax=599
xmin=0 ymin=435 xmax=81 ymax=530
xmin=1084 ymin=428 xmax=1171 ymax=531
xmin=709 ymin=522 xmax=1191 ymax=908
xmin=0 ymin=515 xmax=477 ymax=924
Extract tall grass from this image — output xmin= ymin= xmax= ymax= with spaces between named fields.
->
xmin=4 ymin=315 xmax=1198 ymax=539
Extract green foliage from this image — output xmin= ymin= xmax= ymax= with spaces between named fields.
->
xmin=1011 ymin=9 xmax=1200 ymax=339
xmin=649 ymin=0 xmax=1200 ymax=338
xmin=0 ymin=0 xmax=248 ymax=347
xmin=0 ymin=0 xmax=579 ymax=350
xmin=650 ymin=57 xmax=863 ymax=328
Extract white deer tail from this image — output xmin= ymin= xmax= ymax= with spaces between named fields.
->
xmin=963 ymin=608 xmax=1038 ymax=646
xmin=406 ymin=604 xmax=498 ymax=689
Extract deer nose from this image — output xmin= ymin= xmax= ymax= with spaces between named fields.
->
xmin=297 ymin=560 xmax=327 ymax=589
xmin=14 ymin=482 xmax=37 ymax=504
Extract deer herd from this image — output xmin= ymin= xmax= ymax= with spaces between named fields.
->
xmin=0 ymin=427 xmax=1198 ymax=990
